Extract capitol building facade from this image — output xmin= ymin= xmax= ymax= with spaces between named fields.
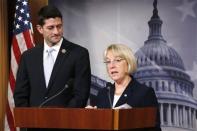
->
xmin=90 ymin=0 xmax=197 ymax=131
xmin=133 ymin=1 xmax=197 ymax=131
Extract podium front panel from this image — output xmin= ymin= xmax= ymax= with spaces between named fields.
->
xmin=14 ymin=108 xmax=114 ymax=130
xmin=14 ymin=107 xmax=156 ymax=130
xmin=116 ymin=107 xmax=157 ymax=130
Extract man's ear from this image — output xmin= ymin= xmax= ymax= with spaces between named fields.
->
xmin=36 ymin=25 xmax=43 ymax=34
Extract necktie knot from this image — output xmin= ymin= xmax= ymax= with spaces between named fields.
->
xmin=47 ymin=48 xmax=54 ymax=54
xmin=46 ymin=48 xmax=55 ymax=63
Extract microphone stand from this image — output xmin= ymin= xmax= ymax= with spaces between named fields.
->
xmin=106 ymin=82 xmax=113 ymax=108
xmin=39 ymin=79 xmax=73 ymax=107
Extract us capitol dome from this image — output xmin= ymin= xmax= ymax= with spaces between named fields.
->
xmin=133 ymin=0 xmax=197 ymax=130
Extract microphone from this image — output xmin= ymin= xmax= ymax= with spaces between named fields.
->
xmin=106 ymin=82 xmax=113 ymax=108
xmin=39 ymin=79 xmax=74 ymax=107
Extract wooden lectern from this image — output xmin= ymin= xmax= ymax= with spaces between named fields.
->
xmin=14 ymin=107 xmax=156 ymax=130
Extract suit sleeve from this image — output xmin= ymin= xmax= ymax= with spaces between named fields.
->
xmin=14 ymin=53 xmax=30 ymax=107
xmin=67 ymin=48 xmax=91 ymax=107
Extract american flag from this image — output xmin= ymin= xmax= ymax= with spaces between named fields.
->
xmin=5 ymin=0 xmax=34 ymax=130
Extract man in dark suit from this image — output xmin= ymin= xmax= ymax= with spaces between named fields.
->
xmin=14 ymin=5 xmax=91 ymax=108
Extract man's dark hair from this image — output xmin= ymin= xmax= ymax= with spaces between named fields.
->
xmin=37 ymin=5 xmax=62 ymax=26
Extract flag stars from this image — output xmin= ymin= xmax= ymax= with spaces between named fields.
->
xmin=20 ymin=8 xmax=24 ymax=13
xmin=22 ymin=1 xmax=27 ymax=6
xmin=16 ymin=5 xmax=19 ymax=10
xmin=26 ymin=13 xmax=30 ymax=18
xmin=16 ymin=24 xmax=20 ymax=29
xmin=18 ymin=16 xmax=22 ymax=21
xmin=24 ymin=20 xmax=29 ymax=25
xmin=13 ymin=0 xmax=33 ymax=34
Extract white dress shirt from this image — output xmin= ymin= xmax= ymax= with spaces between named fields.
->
xmin=43 ymin=38 xmax=63 ymax=87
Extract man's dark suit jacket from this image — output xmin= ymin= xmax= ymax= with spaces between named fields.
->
xmin=14 ymin=38 xmax=91 ymax=108
xmin=90 ymin=77 xmax=161 ymax=131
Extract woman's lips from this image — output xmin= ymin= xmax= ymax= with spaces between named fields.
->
xmin=110 ymin=71 xmax=118 ymax=75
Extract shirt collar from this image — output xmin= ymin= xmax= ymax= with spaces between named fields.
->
xmin=44 ymin=38 xmax=63 ymax=53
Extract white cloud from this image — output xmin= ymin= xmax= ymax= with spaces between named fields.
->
xmin=186 ymin=61 xmax=197 ymax=81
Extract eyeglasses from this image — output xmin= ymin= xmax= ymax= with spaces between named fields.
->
xmin=104 ymin=58 xmax=125 ymax=65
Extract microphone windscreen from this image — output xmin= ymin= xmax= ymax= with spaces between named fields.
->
xmin=66 ymin=79 xmax=74 ymax=88
xmin=106 ymin=82 xmax=112 ymax=90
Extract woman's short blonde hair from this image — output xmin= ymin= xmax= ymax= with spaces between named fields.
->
xmin=104 ymin=44 xmax=137 ymax=74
